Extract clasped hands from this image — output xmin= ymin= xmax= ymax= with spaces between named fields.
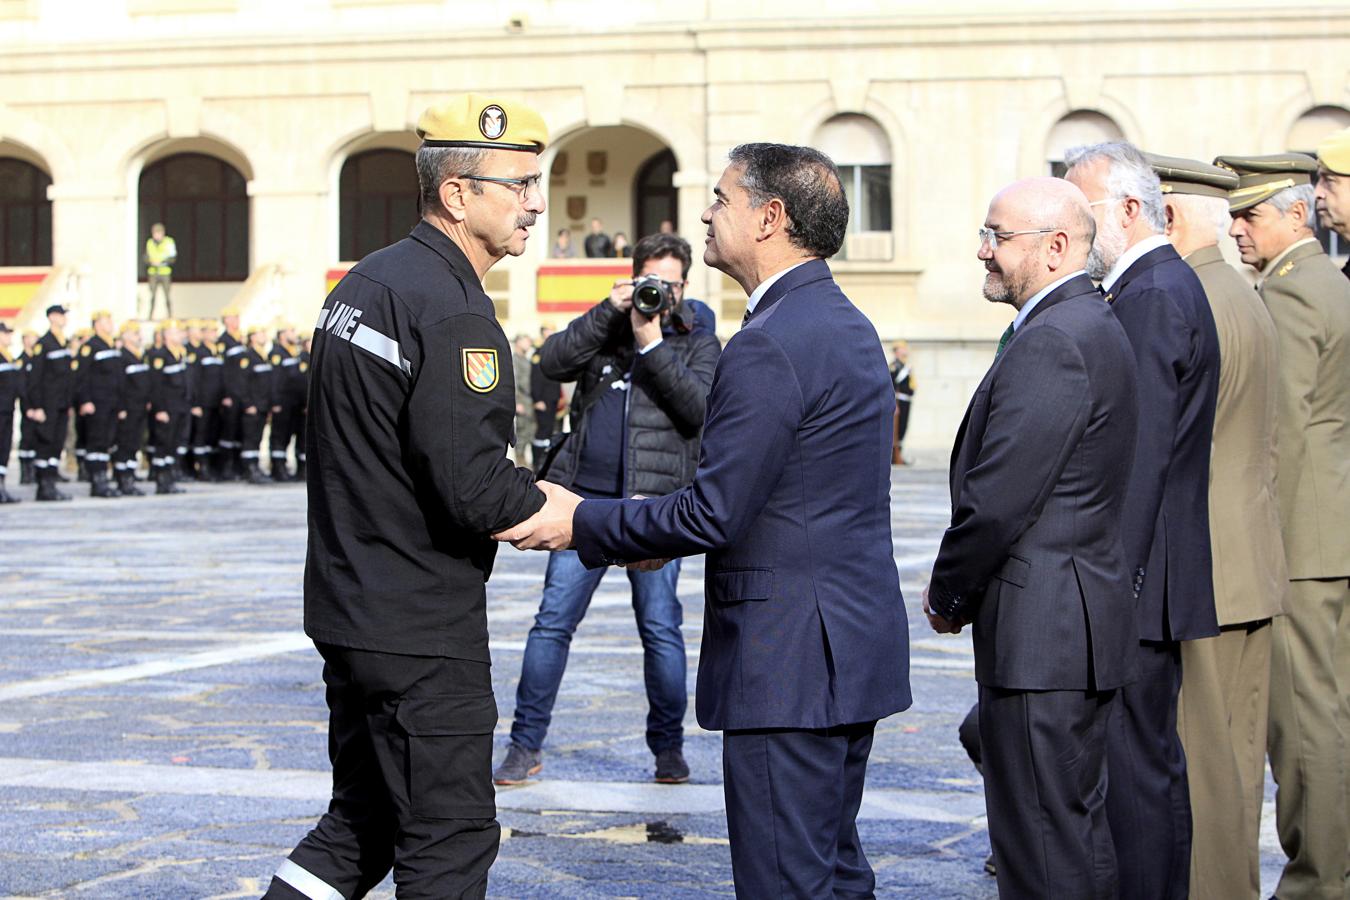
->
xmin=922 ymin=583 xmax=969 ymax=635
xmin=492 ymin=480 xmax=670 ymax=571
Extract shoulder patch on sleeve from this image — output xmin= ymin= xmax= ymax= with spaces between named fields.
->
xmin=81 ymin=345 xmax=91 ymax=357
xmin=187 ymin=354 xmax=197 ymax=363
xmin=33 ymin=344 xmax=42 ymax=355
xmin=71 ymin=360 xmax=79 ymax=370
xmin=153 ymin=357 xmax=164 ymax=370
xmin=462 ymin=348 xmax=500 ymax=393
xmin=270 ymin=354 xmax=280 ymax=365
xmin=531 ymin=352 xmax=541 ymax=364
xmin=241 ymin=357 xmax=250 ymax=369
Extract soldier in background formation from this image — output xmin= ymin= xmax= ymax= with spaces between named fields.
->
xmin=0 ymin=309 xmax=310 ymax=500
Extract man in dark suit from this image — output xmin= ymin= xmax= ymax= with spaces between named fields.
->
xmin=497 ymin=143 xmax=911 ymax=898
xmin=1065 ymin=141 xmax=1221 ymax=900
xmin=925 ymin=177 xmax=1139 ymax=898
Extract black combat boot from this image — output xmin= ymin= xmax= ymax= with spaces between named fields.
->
xmin=155 ymin=466 xmax=184 ymax=495
xmin=19 ymin=458 xmax=34 ymax=484
xmin=0 ymin=476 xmax=19 ymax=503
xmin=271 ymin=461 xmax=290 ymax=483
xmin=247 ymin=460 xmax=270 ymax=485
xmin=90 ymin=467 xmax=120 ymax=498
xmin=35 ymin=469 xmax=71 ymax=502
xmin=293 ymin=459 xmax=306 ymax=482
xmin=77 ymin=457 xmax=90 ymax=482
xmin=116 ymin=469 xmax=144 ymax=497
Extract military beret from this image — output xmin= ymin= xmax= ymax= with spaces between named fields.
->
xmin=89 ymin=309 xmax=113 ymax=322
xmin=1316 ymin=126 xmax=1350 ymax=176
xmin=1146 ymin=153 xmax=1239 ymax=199
xmin=161 ymin=318 xmax=183 ymax=331
xmin=118 ymin=320 xmax=141 ymax=335
xmin=1213 ymin=153 xmax=1317 ymax=212
xmin=22 ymin=329 xmax=37 ymax=338
xmin=417 ymin=94 xmax=548 ymax=153
xmin=220 ymin=305 xmax=242 ymax=318
xmin=246 ymin=324 xmax=268 ymax=337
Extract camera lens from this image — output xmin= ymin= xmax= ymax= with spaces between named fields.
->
xmin=632 ymin=278 xmax=669 ymax=317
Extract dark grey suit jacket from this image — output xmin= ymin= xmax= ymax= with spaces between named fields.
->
xmin=929 ymin=274 xmax=1140 ymax=691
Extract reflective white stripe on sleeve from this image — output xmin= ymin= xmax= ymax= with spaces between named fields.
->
xmin=350 ymin=323 xmax=411 ymax=376
xmin=274 ymin=859 xmax=344 ymax=900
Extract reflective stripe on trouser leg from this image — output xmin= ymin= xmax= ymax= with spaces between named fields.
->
xmin=274 ymin=859 xmax=344 ymax=900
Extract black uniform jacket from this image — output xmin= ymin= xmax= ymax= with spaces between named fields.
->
xmin=304 ymin=220 xmax=545 ymax=660
xmin=148 ymin=346 xmax=195 ymax=415
xmin=271 ymin=342 xmax=306 ymax=406
xmin=190 ymin=340 xmax=225 ymax=407
xmin=118 ymin=348 xmax=152 ymax=413
xmin=236 ymin=346 xmax=273 ymax=412
xmin=75 ymin=335 xmax=123 ymax=410
xmin=26 ymin=331 xmax=75 ymax=412
xmin=0 ymin=345 xmax=23 ymax=411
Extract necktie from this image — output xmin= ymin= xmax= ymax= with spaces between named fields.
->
xmin=994 ymin=323 xmax=1014 ymax=359
xmin=741 ymin=307 xmax=752 ymax=328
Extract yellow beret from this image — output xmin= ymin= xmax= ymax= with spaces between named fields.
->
xmin=1146 ymin=153 xmax=1238 ymax=200
xmin=1316 ymin=126 xmax=1350 ymax=176
xmin=246 ymin=324 xmax=267 ymax=337
xmin=417 ymin=94 xmax=548 ymax=153
xmin=220 ymin=305 xmax=242 ymax=318
xmin=22 ymin=329 xmax=37 ymax=338
xmin=118 ymin=320 xmax=141 ymax=335
xmin=184 ymin=319 xmax=205 ymax=329
xmin=1213 ymin=153 xmax=1317 ymax=212
xmin=89 ymin=309 xmax=113 ymax=322
xmin=160 ymin=318 xmax=183 ymax=331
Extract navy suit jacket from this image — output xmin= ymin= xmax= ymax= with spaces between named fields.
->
xmin=1107 ymin=245 xmax=1220 ymax=642
xmin=573 ymin=259 xmax=912 ymax=731
xmin=929 ymin=275 xmax=1141 ymax=690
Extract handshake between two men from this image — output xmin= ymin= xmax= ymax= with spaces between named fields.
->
xmin=492 ymin=480 xmax=670 ymax=571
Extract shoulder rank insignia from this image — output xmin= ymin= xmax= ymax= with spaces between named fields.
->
xmin=462 ymin=348 xmax=500 ymax=393
xmin=81 ymin=345 xmax=91 ymax=357
xmin=1277 ymin=260 xmax=1296 ymax=277
xmin=153 ymin=357 xmax=164 ymax=370
xmin=241 ymin=357 xmax=250 ymax=368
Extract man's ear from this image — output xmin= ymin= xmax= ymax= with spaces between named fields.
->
xmin=1288 ymin=198 xmax=1311 ymax=230
xmin=438 ymin=179 xmax=467 ymax=223
xmin=758 ymin=197 xmax=790 ymax=242
xmin=1163 ymin=199 xmax=1177 ymax=236
xmin=1119 ymin=195 xmax=1143 ymax=231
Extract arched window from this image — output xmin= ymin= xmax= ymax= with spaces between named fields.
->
xmin=138 ymin=153 xmax=249 ymax=282
xmin=0 ymin=158 xmax=53 ymax=267
xmin=1045 ymin=111 xmax=1124 ymax=177
xmin=339 ymin=149 xmax=418 ymax=262
xmin=634 ymin=149 xmax=677 ymax=239
xmin=813 ymin=114 xmax=892 ymax=234
xmin=1288 ymin=105 xmax=1350 ymax=259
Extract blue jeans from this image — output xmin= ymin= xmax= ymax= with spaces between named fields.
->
xmin=510 ymin=549 xmax=686 ymax=755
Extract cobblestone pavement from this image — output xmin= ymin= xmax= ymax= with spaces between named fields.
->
xmin=0 ymin=469 xmax=1285 ymax=898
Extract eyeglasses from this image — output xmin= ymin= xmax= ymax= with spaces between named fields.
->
xmin=977 ymin=227 xmax=1060 ymax=250
xmin=458 ymin=173 xmax=543 ymax=200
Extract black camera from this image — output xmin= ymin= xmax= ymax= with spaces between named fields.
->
xmin=631 ymin=275 xmax=674 ymax=318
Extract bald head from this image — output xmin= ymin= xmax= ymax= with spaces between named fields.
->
xmin=980 ymin=177 xmax=1095 ymax=308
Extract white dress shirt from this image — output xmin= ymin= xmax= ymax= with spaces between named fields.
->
xmin=746 ymin=260 xmax=811 ymax=317
xmin=1100 ymin=233 xmax=1171 ymax=294
xmin=1013 ymin=269 xmax=1087 ymax=332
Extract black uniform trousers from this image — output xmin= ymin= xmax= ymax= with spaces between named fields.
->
xmin=191 ymin=407 xmax=219 ymax=465
xmin=721 ymin=721 xmax=876 ymax=899
xmin=1105 ymin=640 xmax=1190 ymax=900
xmin=980 ymin=684 xmax=1117 ymax=899
xmin=218 ymin=403 xmax=241 ymax=453
xmin=114 ymin=409 xmax=147 ymax=473
xmin=32 ymin=409 xmax=69 ymax=471
xmin=895 ymin=398 xmax=911 ymax=446
xmin=264 ymin=643 xmax=499 ymax=900
xmin=0 ymin=411 xmax=12 ymax=479
xmin=82 ymin=409 xmax=118 ymax=469
xmin=269 ymin=402 xmax=301 ymax=471
xmin=240 ymin=409 xmax=266 ymax=464
xmin=149 ymin=412 xmax=187 ymax=472
xmin=18 ymin=411 xmax=36 ymax=467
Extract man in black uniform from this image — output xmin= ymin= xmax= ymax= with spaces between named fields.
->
xmin=236 ymin=324 xmax=273 ymax=485
xmin=267 ymin=322 xmax=305 ymax=482
xmin=216 ymin=305 xmax=246 ymax=480
xmin=191 ymin=319 xmax=224 ymax=481
xmin=262 ymin=94 xmax=559 ymax=900
xmin=75 ymin=310 xmax=125 ymax=498
xmin=25 ymin=304 xmax=75 ymax=501
xmin=147 ymin=319 xmax=196 ymax=495
xmin=17 ymin=329 xmax=38 ymax=484
xmin=113 ymin=321 xmax=152 ymax=496
xmin=529 ymin=325 xmax=562 ymax=466
xmin=294 ymin=333 xmax=310 ymax=481
xmin=0 ymin=321 xmax=23 ymax=503
xmin=888 ymin=341 xmax=916 ymax=465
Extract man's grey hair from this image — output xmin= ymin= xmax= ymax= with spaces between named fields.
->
xmin=1168 ymin=193 xmax=1230 ymax=244
xmin=416 ymin=146 xmax=487 ymax=213
xmin=1266 ymin=183 xmax=1317 ymax=220
xmin=1064 ymin=141 xmax=1167 ymax=234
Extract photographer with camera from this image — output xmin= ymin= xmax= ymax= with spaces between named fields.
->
xmin=494 ymin=233 xmax=721 ymax=786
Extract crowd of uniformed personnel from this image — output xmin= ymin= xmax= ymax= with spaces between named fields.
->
xmin=0 ymin=305 xmax=310 ymax=502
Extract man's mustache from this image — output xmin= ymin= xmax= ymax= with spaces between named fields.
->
xmin=516 ymin=215 xmax=538 ymax=229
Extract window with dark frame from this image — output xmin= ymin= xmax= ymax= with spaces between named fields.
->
xmin=339 ymin=149 xmax=418 ymax=262
xmin=0 ymin=158 xmax=53 ymax=267
xmin=634 ymin=149 xmax=677 ymax=240
xmin=137 ymin=153 xmax=249 ymax=282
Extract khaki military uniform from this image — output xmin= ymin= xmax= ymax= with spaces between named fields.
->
xmin=512 ymin=348 xmax=535 ymax=466
xmin=1260 ymin=237 xmax=1350 ymax=900
xmin=1176 ymin=244 xmax=1288 ymax=899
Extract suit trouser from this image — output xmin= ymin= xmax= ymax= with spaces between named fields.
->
xmin=1268 ymin=577 xmax=1350 ymax=900
xmin=1106 ymin=639 xmax=1190 ymax=900
xmin=980 ymin=685 xmax=1116 ymax=899
xmin=1177 ymin=620 xmax=1272 ymax=900
xmin=722 ymin=721 xmax=876 ymax=899
xmin=263 ymin=643 xmax=499 ymax=900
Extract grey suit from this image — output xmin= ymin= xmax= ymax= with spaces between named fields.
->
xmin=930 ymin=273 xmax=1139 ymax=898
